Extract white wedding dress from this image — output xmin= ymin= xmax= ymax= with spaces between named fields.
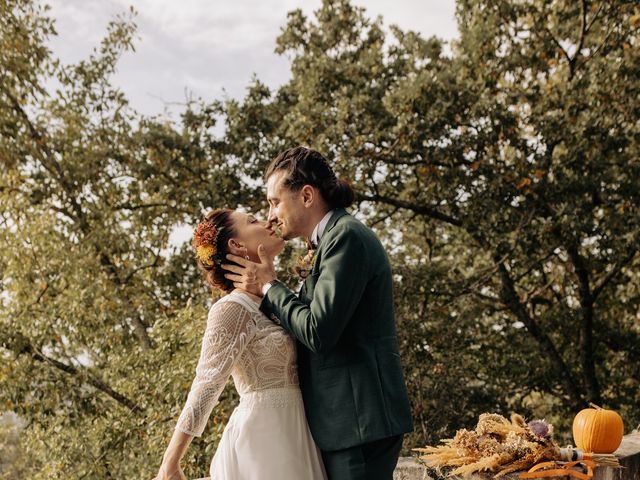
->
xmin=175 ymin=290 xmax=327 ymax=480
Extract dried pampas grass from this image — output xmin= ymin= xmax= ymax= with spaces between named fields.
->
xmin=414 ymin=413 xmax=560 ymax=477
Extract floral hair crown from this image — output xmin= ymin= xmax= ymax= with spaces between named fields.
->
xmin=193 ymin=221 xmax=224 ymax=267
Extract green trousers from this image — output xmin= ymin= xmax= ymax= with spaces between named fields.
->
xmin=321 ymin=435 xmax=404 ymax=480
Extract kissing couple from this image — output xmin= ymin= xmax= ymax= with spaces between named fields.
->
xmin=154 ymin=147 xmax=413 ymax=480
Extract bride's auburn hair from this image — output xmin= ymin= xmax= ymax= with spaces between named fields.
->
xmin=193 ymin=208 xmax=236 ymax=293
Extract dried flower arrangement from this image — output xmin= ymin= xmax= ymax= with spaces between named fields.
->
xmin=414 ymin=413 xmax=619 ymax=478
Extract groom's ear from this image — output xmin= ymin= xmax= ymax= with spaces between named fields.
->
xmin=300 ymin=184 xmax=316 ymax=208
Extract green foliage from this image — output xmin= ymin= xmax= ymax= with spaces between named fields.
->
xmin=0 ymin=1 xmax=238 ymax=477
xmin=1 ymin=0 xmax=639 ymax=477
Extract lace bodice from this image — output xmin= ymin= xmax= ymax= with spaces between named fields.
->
xmin=175 ymin=291 xmax=298 ymax=436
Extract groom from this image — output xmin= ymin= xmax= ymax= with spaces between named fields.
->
xmin=223 ymin=146 xmax=413 ymax=479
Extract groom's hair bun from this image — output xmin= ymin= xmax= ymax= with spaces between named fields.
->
xmin=265 ymin=146 xmax=355 ymax=209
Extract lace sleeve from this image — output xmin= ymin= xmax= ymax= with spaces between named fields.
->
xmin=175 ymin=300 xmax=256 ymax=436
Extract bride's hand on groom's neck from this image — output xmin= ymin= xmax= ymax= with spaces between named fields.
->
xmin=222 ymin=244 xmax=277 ymax=297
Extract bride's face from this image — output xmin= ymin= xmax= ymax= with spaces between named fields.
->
xmin=229 ymin=211 xmax=284 ymax=260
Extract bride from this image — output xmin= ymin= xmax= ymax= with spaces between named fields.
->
xmin=153 ymin=208 xmax=327 ymax=480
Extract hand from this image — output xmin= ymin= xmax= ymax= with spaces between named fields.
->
xmin=153 ymin=464 xmax=186 ymax=480
xmin=223 ymin=245 xmax=277 ymax=296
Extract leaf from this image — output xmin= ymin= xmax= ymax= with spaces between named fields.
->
xmin=516 ymin=177 xmax=532 ymax=189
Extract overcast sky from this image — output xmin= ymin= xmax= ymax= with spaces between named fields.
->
xmin=46 ymin=0 xmax=459 ymax=118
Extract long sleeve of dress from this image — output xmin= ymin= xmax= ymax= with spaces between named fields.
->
xmin=175 ymin=300 xmax=256 ymax=437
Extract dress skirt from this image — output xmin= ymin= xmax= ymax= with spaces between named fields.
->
xmin=210 ymin=386 xmax=327 ymax=480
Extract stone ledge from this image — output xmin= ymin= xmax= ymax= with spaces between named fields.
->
xmin=194 ymin=433 xmax=640 ymax=480
xmin=394 ymin=433 xmax=640 ymax=480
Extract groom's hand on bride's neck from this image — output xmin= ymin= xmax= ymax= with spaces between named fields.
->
xmin=222 ymin=245 xmax=277 ymax=297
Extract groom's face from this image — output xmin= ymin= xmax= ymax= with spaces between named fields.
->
xmin=266 ymin=170 xmax=307 ymax=241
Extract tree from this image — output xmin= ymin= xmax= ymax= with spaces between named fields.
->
xmin=215 ymin=0 xmax=640 ymax=445
xmin=1 ymin=0 xmax=639 ymax=477
xmin=1 ymin=1 xmax=248 ymax=477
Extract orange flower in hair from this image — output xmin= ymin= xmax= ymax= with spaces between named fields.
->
xmin=194 ymin=222 xmax=219 ymax=246
xmin=193 ymin=221 xmax=220 ymax=267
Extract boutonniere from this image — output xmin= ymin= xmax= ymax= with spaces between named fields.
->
xmin=294 ymin=247 xmax=316 ymax=279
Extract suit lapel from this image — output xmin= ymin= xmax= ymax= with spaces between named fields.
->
xmin=317 ymin=208 xmax=348 ymax=249
xmin=300 ymin=209 xmax=348 ymax=297
xmin=314 ymin=208 xmax=348 ymax=271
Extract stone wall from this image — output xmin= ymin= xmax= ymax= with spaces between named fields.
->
xmin=394 ymin=433 xmax=640 ymax=480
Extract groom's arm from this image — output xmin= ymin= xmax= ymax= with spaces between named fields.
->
xmin=261 ymin=226 xmax=369 ymax=354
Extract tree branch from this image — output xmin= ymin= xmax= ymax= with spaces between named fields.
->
xmin=95 ymin=251 xmax=154 ymax=349
xmin=565 ymin=240 xmax=601 ymax=403
xmin=356 ymin=192 xmax=463 ymax=227
xmin=111 ymin=201 xmax=189 ymax=214
xmin=569 ymin=0 xmax=588 ymax=78
xmin=592 ymin=236 xmax=640 ymax=300
xmin=496 ymin=260 xmax=584 ymax=407
xmin=575 ymin=25 xmax=615 ymax=70
xmin=2 ymin=330 xmax=141 ymax=413
xmin=123 ymin=246 xmax=163 ymax=284
xmin=2 ymin=86 xmax=155 ymax=350
xmin=537 ymin=191 xmax=601 ymax=403
xmin=585 ymin=2 xmax=605 ymax=34
xmin=544 ymin=27 xmax=572 ymax=66
xmin=366 ymin=205 xmax=400 ymax=229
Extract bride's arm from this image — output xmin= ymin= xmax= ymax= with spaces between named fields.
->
xmin=155 ymin=429 xmax=191 ymax=479
xmin=155 ymin=300 xmax=256 ymax=477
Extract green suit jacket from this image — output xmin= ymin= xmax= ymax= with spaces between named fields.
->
xmin=261 ymin=209 xmax=413 ymax=451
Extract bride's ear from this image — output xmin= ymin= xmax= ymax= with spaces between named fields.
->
xmin=227 ymin=238 xmax=246 ymax=256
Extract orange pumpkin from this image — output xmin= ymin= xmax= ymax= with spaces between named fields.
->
xmin=572 ymin=405 xmax=624 ymax=453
